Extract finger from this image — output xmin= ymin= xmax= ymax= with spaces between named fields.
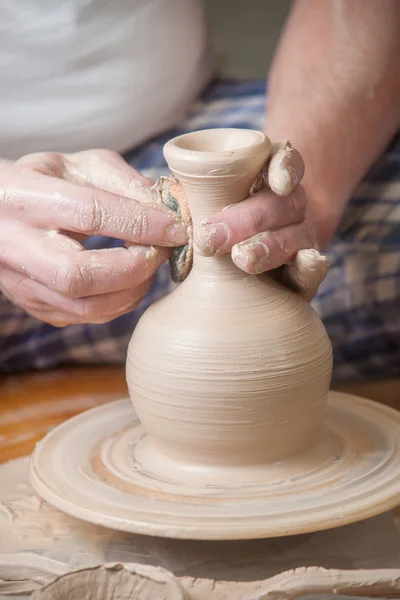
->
xmin=194 ymin=186 xmax=307 ymax=256
xmin=12 ymin=293 xmax=146 ymax=327
xmin=267 ymin=141 xmax=305 ymax=196
xmin=0 ymin=265 xmax=152 ymax=324
xmin=16 ymin=150 xmax=154 ymax=190
xmin=16 ymin=150 xmax=157 ymax=206
xmin=0 ymin=222 xmax=169 ymax=298
xmin=26 ymin=297 xmax=146 ymax=327
xmin=62 ymin=150 xmax=155 ymax=196
xmin=70 ymin=279 xmax=152 ymax=322
xmin=281 ymin=249 xmax=329 ymax=300
xmin=2 ymin=168 xmax=188 ymax=246
xmin=231 ymin=219 xmax=315 ymax=275
xmin=26 ymin=309 xmax=80 ymax=327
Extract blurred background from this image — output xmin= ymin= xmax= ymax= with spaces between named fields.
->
xmin=204 ymin=0 xmax=291 ymax=79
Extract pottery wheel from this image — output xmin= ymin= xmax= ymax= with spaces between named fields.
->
xmin=30 ymin=392 xmax=400 ymax=540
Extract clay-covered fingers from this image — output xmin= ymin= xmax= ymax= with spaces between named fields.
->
xmin=1 ymin=164 xmax=188 ymax=247
xmin=0 ymin=223 xmax=169 ymax=298
xmin=195 ymin=187 xmax=307 ymax=257
xmin=231 ymin=217 xmax=315 ymax=275
xmin=0 ymin=265 xmax=153 ymax=326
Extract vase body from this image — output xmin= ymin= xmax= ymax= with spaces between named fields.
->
xmin=126 ymin=129 xmax=332 ymax=481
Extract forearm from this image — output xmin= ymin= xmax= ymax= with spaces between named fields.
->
xmin=264 ymin=0 xmax=400 ymax=247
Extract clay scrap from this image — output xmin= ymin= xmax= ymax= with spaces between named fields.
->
xmin=30 ymin=563 xmax=400 ymax=600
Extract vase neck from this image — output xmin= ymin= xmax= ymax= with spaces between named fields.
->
xmin=181 ymin=174 xmax=259 ymax=278
xmin=178 ymin=173 xmax=256 ymax=227
xmin=192 ymin=252 xmax=245 ymax=279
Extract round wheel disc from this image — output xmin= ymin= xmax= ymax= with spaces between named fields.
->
xmin=30 ymin=392 xmax=400 ymax=540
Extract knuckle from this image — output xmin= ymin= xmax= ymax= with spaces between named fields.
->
xmin=18 ymin=152 xmax=64 ymax=176
xmin=74 ymin=189 xmax=106 ymax=234
xmin=53 ymin=259 xmax=89 ymax=298
xmin=128 ymin=204 xmax=149 ymax=241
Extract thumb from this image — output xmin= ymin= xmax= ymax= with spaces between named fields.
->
xmin=267 ymin=140 xmax=305 ymax=196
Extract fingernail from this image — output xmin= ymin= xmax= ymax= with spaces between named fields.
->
xmin=165 ymin=222 xmax=189 ymax=245
xmin=232 ymin=236 xmax=271 ymax=274
xmin=195 ymin=221 xmax=230 ymax=255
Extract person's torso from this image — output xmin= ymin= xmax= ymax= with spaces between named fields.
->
xmin=0 ymin=0 xmax=212 ymax=158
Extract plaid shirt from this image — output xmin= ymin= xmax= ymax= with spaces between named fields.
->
xmin=0 ymin=80 xmax=399 ymax=383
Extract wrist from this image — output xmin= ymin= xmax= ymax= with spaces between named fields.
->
xmin=303 ymin=180 xmax=344 ymax=250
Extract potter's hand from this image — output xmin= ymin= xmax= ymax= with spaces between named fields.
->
xmin=194 ymin=141 xmax=327 ymax=300
xmin=0 ymin=150 xmax=188 ymax=326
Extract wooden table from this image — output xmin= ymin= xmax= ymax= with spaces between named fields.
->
xmin=0 ymin=366 xmax=128 ymax=463
xmin=0 ymin=366 xmax=399 ymax=464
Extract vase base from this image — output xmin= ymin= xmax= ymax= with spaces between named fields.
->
xmin=132 ymin=427 xmax=340 ymax=487
xmin=30 ymin=392 xmax=400 ymax=540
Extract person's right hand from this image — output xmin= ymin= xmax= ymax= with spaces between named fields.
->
xmin=0 ymin=150 xmax=189 ymax=326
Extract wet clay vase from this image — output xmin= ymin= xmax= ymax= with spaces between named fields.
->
xmin=126 ymin=128 xmax=333 ymax=485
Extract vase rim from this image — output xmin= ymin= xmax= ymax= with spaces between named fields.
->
xmin=164 ymin=128 xmax=271 ymax=177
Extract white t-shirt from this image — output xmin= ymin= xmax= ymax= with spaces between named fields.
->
xmin=0 ymin=0 xmax=212 ymax=159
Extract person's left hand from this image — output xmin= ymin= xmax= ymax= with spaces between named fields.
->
xmin=194 ymin=141 xmax=327 ymax=300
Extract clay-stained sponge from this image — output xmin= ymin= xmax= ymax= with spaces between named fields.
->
xmin=153 ymin=176 xmax=193 ymax=283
